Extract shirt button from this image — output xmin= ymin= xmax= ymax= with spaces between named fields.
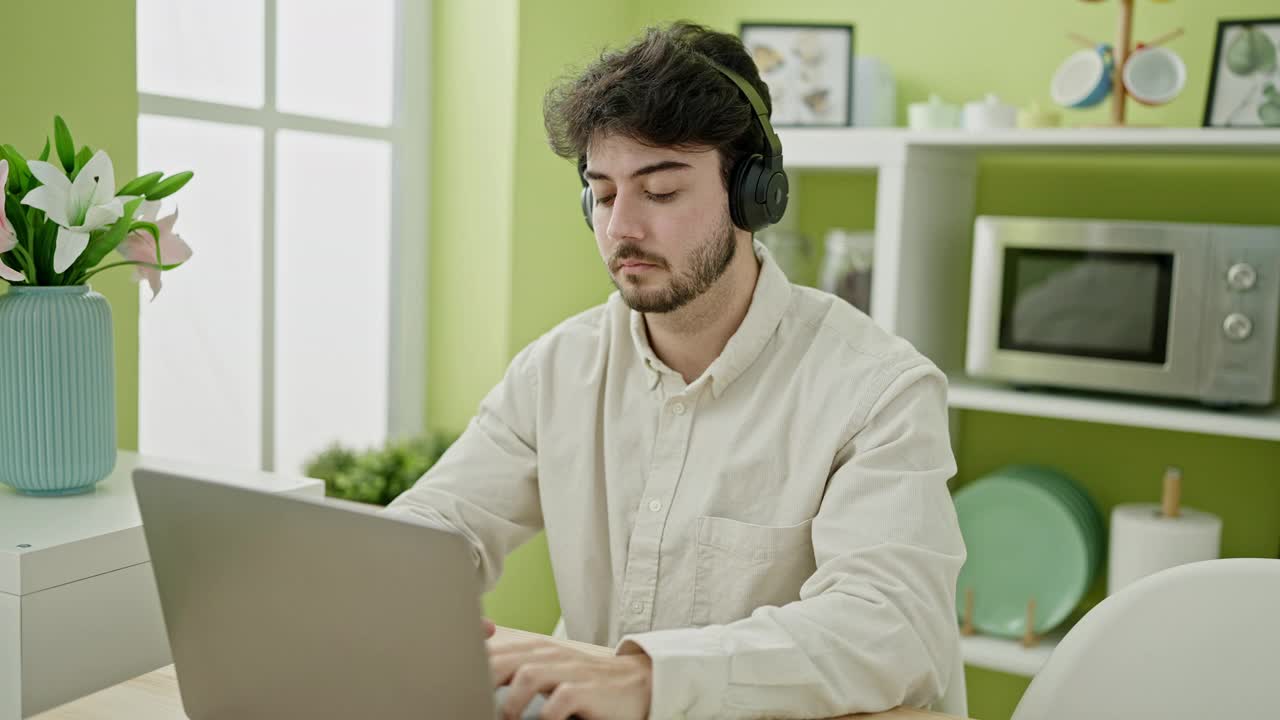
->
xmin=671 ymin=401 xmax=686 ymax=415
xmin=631 ymin=600 xmax=644 ymax=614
xmin=648 ymin=499 xmax=662 ymax=512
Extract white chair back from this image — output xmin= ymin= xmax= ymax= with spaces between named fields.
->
xmin=1012 ymin=558 xmax=1280 ymax=720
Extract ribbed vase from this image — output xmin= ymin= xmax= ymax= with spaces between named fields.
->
xmin=0 ymin=285 xmax=117 ymax=495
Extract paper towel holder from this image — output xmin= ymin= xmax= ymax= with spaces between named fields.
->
xmin=1021 ymin=598 xmax=1040 ymax=648
xmin=1161 ymin=466 xmax=1181 ymax=518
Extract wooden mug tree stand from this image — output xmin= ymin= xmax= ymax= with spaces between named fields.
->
xmin=1071 ymin=0 xmax=1184 ymax=127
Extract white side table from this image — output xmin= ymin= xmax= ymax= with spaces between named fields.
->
xmin=0 ymin=451 xmax=323 ymax=719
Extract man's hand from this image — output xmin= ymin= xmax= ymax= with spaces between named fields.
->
xmin=483 ymin=617 xmax=497 ymax=638
xmin=489 ymin=633 xmax=652 ymax=720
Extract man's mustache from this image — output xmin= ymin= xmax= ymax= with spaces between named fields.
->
xmin=609 ymin=245 xmax=668 ymax=270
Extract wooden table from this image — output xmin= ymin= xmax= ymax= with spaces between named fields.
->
xmin=35 ymin=627 xmax=968 ymax=719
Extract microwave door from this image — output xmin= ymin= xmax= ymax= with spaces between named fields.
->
xmin=999 ymin=248 xmax=1173 ymax=365
xmin=975 ymin=244 xmax=1206 ymax=400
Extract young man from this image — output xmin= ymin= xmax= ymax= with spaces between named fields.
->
xmin=383 ymin=22 xmax=965 ymax=720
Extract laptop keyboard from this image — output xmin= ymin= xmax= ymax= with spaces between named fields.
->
xmin=493 ymin=685 xmax=582 ymax=720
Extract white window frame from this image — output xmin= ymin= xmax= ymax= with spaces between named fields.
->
xmin=137 ymin=0 xmax=430 ymax=470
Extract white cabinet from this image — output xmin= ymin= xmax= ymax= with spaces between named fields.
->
xmin=0 ymin=451 xmax=323 ymax=719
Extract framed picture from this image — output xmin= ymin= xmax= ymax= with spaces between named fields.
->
xmin=1204 ymin=18 xmax=1280 ymax=127
xmin=739 ymin=22 xmax=854 ymax=127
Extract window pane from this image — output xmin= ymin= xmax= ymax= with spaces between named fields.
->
xmin=138 ymin=116 xmax=265 ymax=470
xmin=274 ymin=130 xmax=391 ymax=475
xmin=276 ymin=0 xmax=396 ymax=126
xmin=137 ymin=0 xmax=264 ymax=107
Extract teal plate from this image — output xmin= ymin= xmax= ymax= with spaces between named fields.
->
xmin=954 ymin=473 xmax=1093 ymax=637
xmin=999 ymin=465 xmax=1104 ymax=577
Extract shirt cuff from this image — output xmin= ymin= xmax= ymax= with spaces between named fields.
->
xmin=617 ymin=626 xmax=730 ymax=719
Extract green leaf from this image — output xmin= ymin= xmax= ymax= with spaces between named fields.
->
xmin=53 ymin=115 xmax=75 ymax=174
xmin=5 ymin=194 xmax=31 ymax=244
xmin=67 ymin=196 xmax=145 ymax=279
xmin=34 ymin=215 xmax=57 ymax=285
xmin=130 ymin=220 xmax=167 ymax=265
xmin=1 ymin=145 xmax=29 ymax=193
xmin=303 ymin=443 xmax=359 ymax=484
xmin=37 ymin=138 xmax=51 ymax=162
xmin=70 ymin=146 xmax=93 ymax=181
xmin=144 ymin=171 xmax=193 ymax=200
xmin=118 ymin=171 xmax=164 ymax=197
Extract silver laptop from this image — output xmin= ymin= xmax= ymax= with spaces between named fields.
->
xmin=134 ymin=468 xmax=529 ymax=719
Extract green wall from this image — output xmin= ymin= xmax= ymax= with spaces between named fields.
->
xmin=428 ymin=0 xmax=634 ymax=634
xmin=426 ymin=0 xmax=518 ymax=434
xmin=439 ymin=2 xmax=1280 ymax=718
xmin=1 ymin=0 xmax=139 ymax=452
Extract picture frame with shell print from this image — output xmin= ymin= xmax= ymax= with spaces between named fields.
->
xmin=740 ymin=22 xmax=855 ymax=127
xmin=1204 ymin=17 xmax=1280 ymax=127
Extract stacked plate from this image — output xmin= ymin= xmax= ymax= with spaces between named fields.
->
xmin=953 ymin=464 xmax=1104 ymax=638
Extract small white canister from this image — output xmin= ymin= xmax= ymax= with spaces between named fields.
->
xmin=962 ymin=93 xmax=1018 ymax=130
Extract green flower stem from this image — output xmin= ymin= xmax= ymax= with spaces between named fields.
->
xmin=78 ymin=258 xmax=182 ymax=284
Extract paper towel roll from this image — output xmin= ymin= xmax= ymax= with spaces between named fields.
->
xmin=1107 ymin=503 xmax=1222 ymax=596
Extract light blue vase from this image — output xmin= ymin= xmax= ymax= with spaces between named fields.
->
xmin=0 ymin=285 xmax=117 ymax=495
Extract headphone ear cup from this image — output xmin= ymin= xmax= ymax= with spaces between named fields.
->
xmin=581 ymin=185 xmax=594 ymax=230
xmin=764 ymin=165 xmax=789 ymax=225
xmin=730 ymin=154 xmax=771 ymax=233
xmin=728 ymin=154 xmax=758 ymax=232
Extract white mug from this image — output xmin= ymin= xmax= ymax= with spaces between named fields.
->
xmin=1122 ymin=45 xmax=1186 ymax=106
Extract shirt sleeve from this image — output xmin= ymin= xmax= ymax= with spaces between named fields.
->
xmin=380 ymin=342 xmax=544 ymax=592
xmin=617 ymin=361 xmax=967 ymax=719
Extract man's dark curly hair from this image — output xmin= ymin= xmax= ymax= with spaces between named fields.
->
xmin=543 ymin=21 xmax=771 ymax=192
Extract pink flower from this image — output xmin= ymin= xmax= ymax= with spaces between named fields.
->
xmin=116 ymin=201 xmax=192 ymax=300
xmin=0 ymin=160 xmax=25 ymax=282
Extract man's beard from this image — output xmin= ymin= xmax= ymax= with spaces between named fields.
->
xmin=609 ymin=212 xmax=737 ymax=314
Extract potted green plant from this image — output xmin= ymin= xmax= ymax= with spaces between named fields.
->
xmin=0 ymin=116 xmax=194 ymax=495
xmin=303 ymin=432 xmax=456 ymax=506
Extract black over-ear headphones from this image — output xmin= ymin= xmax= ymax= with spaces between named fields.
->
xmin=579 ymin=56 xmax=789 ymax=234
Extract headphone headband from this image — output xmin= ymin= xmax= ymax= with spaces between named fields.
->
xmin=701 ymin=57 xmax=784 ymax=163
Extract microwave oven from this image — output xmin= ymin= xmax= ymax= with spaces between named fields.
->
xmin=966 ymin=216 xmax=1280 ymax=407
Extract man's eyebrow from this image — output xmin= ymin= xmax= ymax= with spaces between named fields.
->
xmin=582 ymin=160 xmax=694 ymax=182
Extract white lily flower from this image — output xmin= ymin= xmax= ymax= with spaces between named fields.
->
xmin=21 ymin=150 xmax=125 ymax=273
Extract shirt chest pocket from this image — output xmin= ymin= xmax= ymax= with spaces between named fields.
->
xmin=689 ymin=515 xmax=817 ymax=627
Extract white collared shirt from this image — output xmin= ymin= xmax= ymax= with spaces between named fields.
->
xmin=383 ymin=241 xmax=966 ymax=718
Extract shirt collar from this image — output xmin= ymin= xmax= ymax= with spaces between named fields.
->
xmin=629 ymin=240 xmax=793 ymax=398
xmin=630 ymin=305 xmax=666 ymax=391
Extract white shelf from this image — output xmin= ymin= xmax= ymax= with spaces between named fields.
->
xmin=947 ymin=375 xmax=1280 ymax=441
xmin=961 ymin=632 xmax=1062 ymax=677
xmin=775 ymin=128 xmax=901 ymax=169
xmin=774 ymin=126 xmax=1280 ymax=441
xmin=779 ymin=127 xmax=1280 ymax=170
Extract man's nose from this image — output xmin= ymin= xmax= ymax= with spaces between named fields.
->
xmin=606 ymin=191 xmax=645 ymax=243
